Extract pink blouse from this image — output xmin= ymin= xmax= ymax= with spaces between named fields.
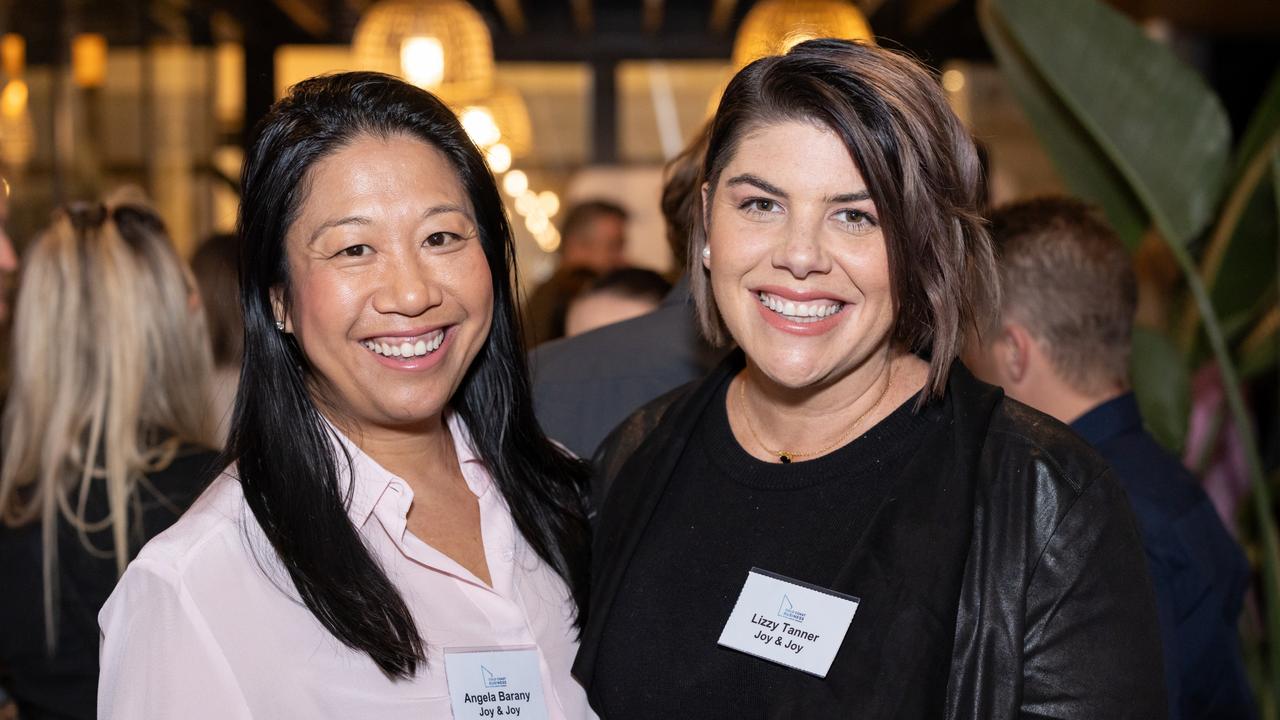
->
xmin=98 ymin=414 xmax=594 ymax=719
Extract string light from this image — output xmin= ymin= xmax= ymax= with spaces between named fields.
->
xmin=485 ymin=143 xmax=512 ymax=173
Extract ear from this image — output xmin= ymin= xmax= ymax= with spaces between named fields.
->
xmin=1001 ymin=321 xmax=1034 ymax=384
xmin=700 ymin=182 xmax=712 ymax=270
xmin=269 ymin=285 xmax=292 ymax=333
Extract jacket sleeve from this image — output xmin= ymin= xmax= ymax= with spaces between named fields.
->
xmin=98 ymin=558 xmax=252 ymax=719
xmin=1020 ymin=467 xmax=1168 ymax=719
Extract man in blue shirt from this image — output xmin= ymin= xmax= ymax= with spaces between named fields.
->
xmin=964 ymin=196 xmax=1254 ymax=719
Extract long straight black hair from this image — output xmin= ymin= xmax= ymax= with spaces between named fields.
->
xmin=229 ymin=71 xmax=591 ymax=678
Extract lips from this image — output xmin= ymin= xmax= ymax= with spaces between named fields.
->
xmin=755 ymin=291 xmax=845 ymax=324
xmin=360 ymin=328 xmax=446 ymax=359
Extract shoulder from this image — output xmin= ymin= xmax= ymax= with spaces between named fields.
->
xmin=983 ymin=396 xmax=1112 ymax=496
xmin=588 ymin=381 xmax=695 ymax=510
xmin=531 ymin=303 xmax=702 ymax=381
xmin=594 ymin=383 xmax=691 ymax=462
xmin=1092 ymin=427 xmax=1208 ymax=522
xmin=128 ymin=469 xmax=253 ymax=578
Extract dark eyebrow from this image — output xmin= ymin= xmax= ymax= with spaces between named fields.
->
xmin=725 ymin=174 xmax=788 ymax=199
xmin=826 ymin=191 xmax=872 ymax=204
xmin=308 ymin=204 xmax=472 ymax=246
xmin=422 ymin=203 xmax=470 ymax=221
xmin=308 ymin=216 xmax=370 ymax=246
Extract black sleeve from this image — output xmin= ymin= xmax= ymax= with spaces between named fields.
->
xmin=1020 ymin=468 xmax=1169 ymax=719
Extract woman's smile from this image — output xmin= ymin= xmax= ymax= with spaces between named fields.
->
xmin=360 ymin=325 xmax=454 ymax=368
xmin=751 ymin=286 xmax=850 ymax=335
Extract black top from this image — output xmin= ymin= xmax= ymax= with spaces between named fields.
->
xmin=0 ymin=444 xmax=220 ymax=720
xmin=577 ymin=357 xmax=1167 ymax=719
xmin=593 ymin=371 xmax=943 ymax=719
xmin=1071 ymin=394 xmax=1254 ymax=720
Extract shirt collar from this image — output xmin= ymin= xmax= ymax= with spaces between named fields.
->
xmin=1069 ymin=392 xmax=1143 ymax=448
xmin=323 ymin=410 xmax=491 ymax=528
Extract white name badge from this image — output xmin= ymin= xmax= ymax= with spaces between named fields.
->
xmin=443 ymin=646 xmax=550 ymax=720
xmin=717 ymin=568 xmax=861 ymax=678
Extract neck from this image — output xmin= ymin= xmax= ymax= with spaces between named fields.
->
xmin=324 ymin=410 xmax=459 ymax=487
xmin=1042 ymin=385 xmax=1127 ymax=425
xmin=732 ymin=347 xmax=929 ymax=462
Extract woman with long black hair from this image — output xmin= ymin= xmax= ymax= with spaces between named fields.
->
xmin=97 ymin=72 xmax=592 ymax=719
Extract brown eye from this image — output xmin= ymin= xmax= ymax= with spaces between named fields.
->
xmin=739 ymin=198 xmax=781 ymax=215
xmin=425 ymin=232 xmax=461 ymax=248
xmin=339 ymin=244 xmax=370 ymax=257
xmin=835 ymin=210 xmax=877 ymax=230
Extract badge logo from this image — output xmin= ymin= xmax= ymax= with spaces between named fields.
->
xmin=481 ymin=665 xmax=508 ymax=689
xmin=778 ymin=594 xmax=807 ymax=623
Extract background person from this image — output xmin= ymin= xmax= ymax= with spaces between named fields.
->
xmin=97 ymin=72 xmax=592 ymax=719
xmin=523 ymin=200 xmax=628 ymax=346
xmin=575 ymin=39 xmax=1165 ymax=718
xmin=563 ymin=268 xmax=671 ymax=338
xmin=0 ymin=188 xmax=219 ymax=720
xmin=963 ymin=195 xmax=1254 ymax=720
xmin=0 ymin=176 xmax=18 ymax=326
xmin=190 ymin=233 xmax=244 ymax=446
xmin=530 ymin=128 xmax=722 ymax=460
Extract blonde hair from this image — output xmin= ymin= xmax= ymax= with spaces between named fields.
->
xmin=0 ymin=186 xmax=215 ymax=648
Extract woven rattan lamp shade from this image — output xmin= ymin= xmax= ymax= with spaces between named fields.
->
xmin=353 ymin=0 xmax=494 ymax=105
xmin=731 ymin=0 xmax=874 ymax=69
xmin=459 ymin=83 xmax=532 ymax=156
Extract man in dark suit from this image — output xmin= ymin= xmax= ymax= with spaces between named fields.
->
xmin=530 ymin=129 xmax=720 ymax=459
xmin=964 ymin=196 xmax=1255 ymax=720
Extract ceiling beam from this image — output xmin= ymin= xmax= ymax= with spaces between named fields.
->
xmin=710 ymin=0 xmax=738 ymax=34
xmin=270 ymin=0 xmax=330 ymax=37
xmin=643 ymin=0 xmax=664 ymax=33
xmin=570 ymin=0 xmax=593 ymax=33
xmin=494 ymin=0 xmax=527 ymax=34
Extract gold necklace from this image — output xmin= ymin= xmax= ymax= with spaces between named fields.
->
xmin=737 ymin=364 xmax=895 ymax=464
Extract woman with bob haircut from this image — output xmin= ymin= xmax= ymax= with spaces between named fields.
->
xmin=575 ymin=39 xmax=1165 ymax=718
xmin=0 ymin=188 xmax=219 ymax=720
xmin=98 ymin=73 xmax=593 ymax=719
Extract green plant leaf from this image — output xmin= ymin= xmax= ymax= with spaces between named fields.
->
xmin=989 ymin=0 xmax=1231 ymax=247
xmin=1130 ymin=326 xmax=1191 ymax=453
xmin=976 ymin=0 xmax=1147 ymax=250
xmin=1239 ymin=323 xmax=1277 ymax=380
xmin=1233 ymin=70 xmax=1280 ymax=186
xmin=1183 ymin=79 xmax=1280 ymax=354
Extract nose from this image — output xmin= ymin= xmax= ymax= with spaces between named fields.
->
xmin=771 ymin=215 xmax=831 ymax=279
xmin=372 ymin=253 xmax=442 ymax=317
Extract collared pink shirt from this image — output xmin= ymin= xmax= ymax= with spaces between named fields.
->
xmin=98 ymin=413 xmax=594 ymax=719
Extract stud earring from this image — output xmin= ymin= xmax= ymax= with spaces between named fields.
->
xmin=702 ymin=246 xmax=711 ymax=260
xmin=275 ymin=320 xmax=285 ymax=331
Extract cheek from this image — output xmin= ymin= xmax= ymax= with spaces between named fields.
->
xmin=288 ymin=266 xmax=368 ymax=341
xmin=450 ymin=250 xmax=496 ymax=331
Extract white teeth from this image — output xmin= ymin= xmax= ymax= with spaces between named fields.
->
xmin=756 ymin=291 xmax=843 ymax=322
xmin=363 ymin=330 xmax=447 ymax=359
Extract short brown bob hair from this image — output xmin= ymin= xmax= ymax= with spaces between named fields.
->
xmin=691 ymin=39 xmax=998 ymax=400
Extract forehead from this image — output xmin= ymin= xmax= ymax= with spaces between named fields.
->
xmin=721 ymin=120 xmax=866 ymax=192
xmin=294 ymin=133 xmax=470 ymax=221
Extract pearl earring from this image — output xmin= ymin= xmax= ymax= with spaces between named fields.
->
xmin=702 ymin=246 xmax=711 ymax=260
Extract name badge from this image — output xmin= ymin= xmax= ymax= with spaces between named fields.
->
xmin=717 ymin=568 xmax=860 ymax=678
xmin=443 ymin=646 xmax=550 ymax=720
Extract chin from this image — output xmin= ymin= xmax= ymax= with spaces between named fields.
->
xmin=750 ymin=353 xmax=836 ymax=390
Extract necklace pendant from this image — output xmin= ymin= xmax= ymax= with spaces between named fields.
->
xmin=778 ymin=453 xmax=792 ymax=464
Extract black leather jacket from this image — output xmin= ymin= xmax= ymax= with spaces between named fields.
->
xmin=573 ymin=358 xmax=1167 ymax=719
